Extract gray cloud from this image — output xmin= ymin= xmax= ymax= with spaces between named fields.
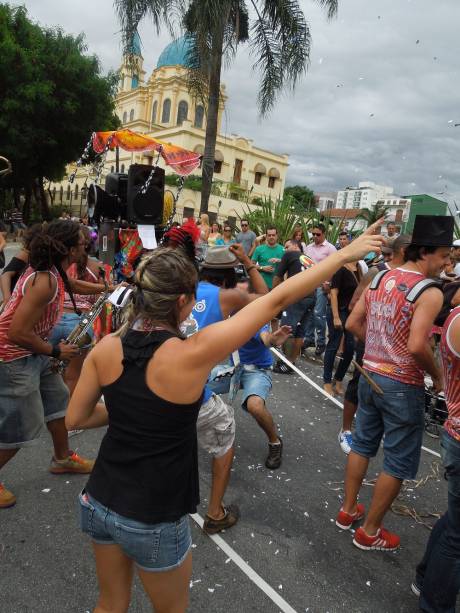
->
xmin=21 ymin=0 xmax=460 ymax=205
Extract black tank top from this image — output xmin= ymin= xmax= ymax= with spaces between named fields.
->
xmin=86 ymin=329 xmax=202 ymax=524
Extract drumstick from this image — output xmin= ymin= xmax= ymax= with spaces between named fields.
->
xmin=352 ymin=360 xmax=384 ymax=395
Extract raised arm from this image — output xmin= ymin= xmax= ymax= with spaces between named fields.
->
xmin=184 ymin=222 xmax=385 ymax=378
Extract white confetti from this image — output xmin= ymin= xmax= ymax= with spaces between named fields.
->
xmin=208 ymin=588 xmax=215 ymax=593
xmin=278 ymin=584 xmax=283 ymax=590
xmin=225 ymin=558 xmax=231 ymax=564
xmin=366 ymin=581 xmax=371 ymax=587
xmin=275 ymin=549 xmax=280 ymax=555
xmin=304 ymin=511 xmax=310 ymax=518
xmin=41 ymin=488 xmax=51 ymax=493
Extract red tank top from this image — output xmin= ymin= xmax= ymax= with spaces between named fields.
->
xmin=440 ymin=306 xmax=460 ymax=442
xmin=0 ymin=266 xmax=64 ymax=362
xmin=363 ymin=268 xmax=427 ymax=386
xmin=63 ymin=262 xmax=99 ymax=311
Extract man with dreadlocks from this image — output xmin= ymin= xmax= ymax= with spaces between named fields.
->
xmin=0 ymin=220 xmax=94 ymax=508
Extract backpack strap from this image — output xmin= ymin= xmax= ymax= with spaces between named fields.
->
xmin=406 ymin=279 xmax=441 ymax=304
xmin=369 ymin=269 xmax=389 ymax=290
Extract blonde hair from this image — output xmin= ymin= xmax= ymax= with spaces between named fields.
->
xmin=200 ymin=213 xmax=210 ymax=226
xmin=118 ymin=247 xmax=198 ymax=335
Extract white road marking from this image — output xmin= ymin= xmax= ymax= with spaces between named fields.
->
xmin=270 ymin=348 xmax=441 ymax=460
xmin=190 ymin=513 xmax=298 ymax=613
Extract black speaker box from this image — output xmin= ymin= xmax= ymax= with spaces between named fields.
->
xmin=98 ymin=221 xmax=119 ymax=266
xmin=127 ymin=164 xmax=165 ymax=225
xmin=88 ymin=184 xmax=119 ymax=224
xmin=105 ymin=173 xmax=128 ymax=203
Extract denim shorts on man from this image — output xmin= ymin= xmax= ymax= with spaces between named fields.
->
xmin=0 ymin=355 xmax=69 ymax=449
xmin=49 ymin=312 xmax=94 ymax=348
xmin=351 ymin=372 xmax=425 ymax=480
xmin=79 ymin=490 xmax=192 ymax=572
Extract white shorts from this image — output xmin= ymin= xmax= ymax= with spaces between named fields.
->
xmin=197 ymin=394 xmax=235 ymax=457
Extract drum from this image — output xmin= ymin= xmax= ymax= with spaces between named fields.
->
xmin=424 ymin=387 xmax=448 ymax=437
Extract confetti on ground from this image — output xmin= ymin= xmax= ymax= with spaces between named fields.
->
xmin=41 ymin=489 xmax=51 ymax=494
xmin=225 ymin=558 xmax=231 ymax=564
xmin=366 ymin=581 xmax=371 ymax=587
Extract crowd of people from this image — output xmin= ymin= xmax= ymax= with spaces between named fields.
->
xmin=0 ymin=212 xmax=458 ymax=613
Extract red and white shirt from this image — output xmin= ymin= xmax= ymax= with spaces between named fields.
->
xmin=440 ymin=306 xmax=460 ymax=442
xmin=0 ymin=266 xmax=64 ymax=362
xmin=63 ymin=263 xmax=99 ymax=311
xmin=363 ymin=268 xmax=428 ymax=386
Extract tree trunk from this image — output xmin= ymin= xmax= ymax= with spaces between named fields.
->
xmin=22 ymin=185 xmax=32 ymax=224
xmin=37 ymin=177 xmax=51 ymax=220
xmin=200 ymin=29 xmax=224 ymax=215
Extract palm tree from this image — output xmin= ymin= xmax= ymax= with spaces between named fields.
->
xmin=357 ymin=202 xmax=390 ymax=227
xmin=115 ymin=0 xmax=339 ymax=213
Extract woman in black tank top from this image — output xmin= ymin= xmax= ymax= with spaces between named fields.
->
xmin=67 ymin=226 xmax=385 ymax=613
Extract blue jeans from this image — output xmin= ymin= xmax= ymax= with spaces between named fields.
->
xmin=304 ymin=287 xmax=327 ymax=347
xmin=281 ymin=294 xmax=315 ymax=339
xmin=352 ymin=373 xmax=425 ymax=480
xmin=416 ymin=431 xmax=460 ymax=612
xmin=323 ymin=306 xmax=355 ymax=383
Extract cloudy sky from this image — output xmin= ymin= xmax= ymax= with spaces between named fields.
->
xmin=19 ymin=0 xmax=460 ymax=206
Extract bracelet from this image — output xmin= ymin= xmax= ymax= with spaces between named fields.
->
xmin=246 ymin=265 xmax=257 ymax=273
xmin=50 ymin=344 xmax=61 ymax=359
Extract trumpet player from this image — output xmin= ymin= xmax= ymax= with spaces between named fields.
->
xmin=49 ymin=225 xmax=110 ymax=396
xmin=0 ymin=220 xmax=94 ymax=509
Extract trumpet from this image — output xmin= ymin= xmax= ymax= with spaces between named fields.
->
xmin=54 ymin=289 xmax=110 ymax=374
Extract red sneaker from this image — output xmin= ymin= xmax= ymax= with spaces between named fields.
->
xmin=335 ymin=503 xmax=365 ymax=530
xmin=353 ymin=526 xmax=400 ymax=551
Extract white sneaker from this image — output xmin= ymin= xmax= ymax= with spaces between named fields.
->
xmin=338 ymin=430 xmax=353 ymax=455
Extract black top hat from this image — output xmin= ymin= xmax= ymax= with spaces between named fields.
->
xmin=411 ymin=215 xmax=454 ymax=247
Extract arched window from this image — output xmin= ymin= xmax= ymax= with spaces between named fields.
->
xmin=194 ymin=105 xmax=204 ymax=128
xmin=74 ymin=184 xmax=79 ymax=198
xmin=176 ymin=100 xmax=188 ymax=125
xmin=161 ymin=99 xmax=171 ymax=123
xmin=122 ymin=111 xmax=127 ymax=123
xmin=121 ymin=164 xmax=125 ymax=173
xmin=110 ymin=165 xmax=115 ymax=173
xmin=66 ymin=185 xmax=71 ymax=200
xmin=131 ymin=75 xmax=139 ymax=89
xmin=129 ymin=108 xmax=135 ymax=122
xmin=152 ymin=100 xmax=158 ymax=124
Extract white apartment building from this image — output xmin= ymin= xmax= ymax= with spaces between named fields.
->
xmin=315 ymin=191 xmax=337 ymax=211
xmin=336 ymin=181 xmax=394 ymax=210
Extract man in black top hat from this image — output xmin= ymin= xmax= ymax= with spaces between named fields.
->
xmin=336 ymin=215 xmax=453 ymax=552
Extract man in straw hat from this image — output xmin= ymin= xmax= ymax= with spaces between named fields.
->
xmin=336 ymin=215 xmax=453 ymax=551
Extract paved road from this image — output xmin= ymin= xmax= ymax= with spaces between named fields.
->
xmin=0 ymin=351 xmax=447 ymax=613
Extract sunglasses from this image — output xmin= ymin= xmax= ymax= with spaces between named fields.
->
xmin=241 ymin=223 xmax=248 ymax=226
xmin=312 ymin=232 xmax=322 ymax=237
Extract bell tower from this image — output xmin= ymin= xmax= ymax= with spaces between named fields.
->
xmin=118 ymin=31 xmax=146 ymax=93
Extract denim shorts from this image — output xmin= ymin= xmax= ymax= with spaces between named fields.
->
xmin=281 ymin=295 xmax=315 ymax=339
xmin=206 ymin=366 xmax=272 ymax=411
xmin=0 ymin=355 xmax=69 ymax=448
xmin=49 ymin=312 xmax=94 ymax=347
xmin=352 ymin=372 xmax=425 ymax=480
xmin=79 ymin=490 xmax=192 ymax=572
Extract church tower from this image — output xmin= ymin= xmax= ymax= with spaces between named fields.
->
xmin=118 ymin=31 xmax=146 ymax=93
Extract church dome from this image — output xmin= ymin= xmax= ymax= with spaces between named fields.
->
xmin=156 ymin=35 xmax=194 ymax=69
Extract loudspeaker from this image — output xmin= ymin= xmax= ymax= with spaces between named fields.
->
xmin=105 ymin=173 xmax=128 ymax=203
xmin=127 ymin=164 xmax=165 ymax=225
xmin=88 ymin=183 xmax=119 ymax=223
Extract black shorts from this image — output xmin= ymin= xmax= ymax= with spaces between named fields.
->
xmin=344 ymin=340 xmax=365 ymax=405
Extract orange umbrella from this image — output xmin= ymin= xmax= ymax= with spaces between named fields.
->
xmin=92 ymin=129 xmax=201 ymax=176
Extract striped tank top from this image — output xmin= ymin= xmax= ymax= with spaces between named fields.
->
xmin=363 ymin=268 xmax=428 ymax=386
xmin=440 ymin=306 xmax=460 ymax=442
xmin=63 ymin=262 xmax=99 ymax=311
xmin=0 ymin=266 xmax=64 ymax=362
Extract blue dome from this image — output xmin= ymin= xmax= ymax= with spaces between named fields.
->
xmin=156 ymin=35 xmax=194 ymax=69
xmin=130 ymin=31 xmax=142 ymax=56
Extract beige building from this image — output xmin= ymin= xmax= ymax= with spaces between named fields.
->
xmin=54 ymin=35 xmax=289 ymax=223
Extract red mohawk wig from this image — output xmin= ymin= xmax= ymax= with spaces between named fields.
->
xmin=163 ymin=218 xmax=200 ymax=261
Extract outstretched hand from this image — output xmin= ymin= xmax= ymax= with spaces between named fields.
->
xmin=270 ymin=325 xmax=292 ymax=347
xmin=229 ymin=243 xmax=248 ymax=262
xmin=340 ymin=218 xmax=386 ymax=263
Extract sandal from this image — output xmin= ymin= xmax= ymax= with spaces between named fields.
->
xmin=203 ymin=504 xmax=240 ymax=535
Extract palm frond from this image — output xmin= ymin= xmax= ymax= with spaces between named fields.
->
xmin=114 ymin=0 xmax=178 ymax=56
xmin=250 ymin=0 xmax=311 ymax=115
xmin=316 ymin=0 xmax=338 ymax=20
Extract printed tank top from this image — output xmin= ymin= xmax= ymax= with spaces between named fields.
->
xmin=440 ymin=306 xmax=460 ymax=442
xmin=363 ymin=268 xmax=428 ymax=386
xmin=0 ymin=266 xmax=64 ymax=362
xmin=63 ymin=262 xmax=99 ymax=311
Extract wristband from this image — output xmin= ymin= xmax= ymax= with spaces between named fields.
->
xmin=246 ymin=265 xmax=257 ymax=273
xmin=50 ymin=344 xmax=61 ymax=359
